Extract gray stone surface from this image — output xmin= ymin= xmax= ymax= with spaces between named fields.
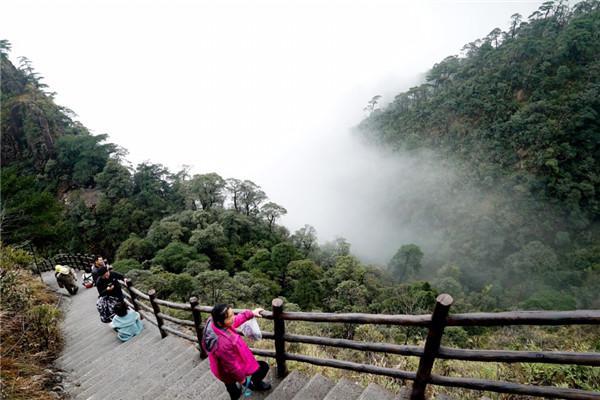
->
xmin=291 ymin=373 xmax=335 ymax=400
xmin=264 ymin=370 xmax=309 ymax=400
xmin=322 ymin=378 xmax=364 ymax=400
xmin=357 ymin=383 xmax=396 ymax=400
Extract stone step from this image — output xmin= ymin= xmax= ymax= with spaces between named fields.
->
xmin=83 ymin=336 xmax=186 ymax=400
xmin=74 ymin=334 xmax=171 ymax=399
xmin=189 ymin=378 xmax=224 ymax=399
xmin=139 ymin=346 xmax=207 ymax=400
xmin=59 ymin=329 xmax=120 ymax=370
xmin=322 ymin=378 xmax=363 ymax=400
xmin=70 ymin=328 xmax=154 ymax=375
xmin=71 ymin=331 xmax=159 ymax=390
xmin=291 ymin=373 xmax=335 ymax=400
xmin=168 ymin=366 xmax=218 ymax=400
xmin=265 ymin=371 xmax=310 ymax=400
xmin=357 ymin=383 xmax=396 ymax=400
xmin=107 ymin=341 xmax=198 ymax=400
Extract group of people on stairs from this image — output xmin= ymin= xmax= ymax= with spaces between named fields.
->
xmin=59 ymin=255 xmax=272 ymax=399
xmin=89 ymin=257 xmax=144 ymax=341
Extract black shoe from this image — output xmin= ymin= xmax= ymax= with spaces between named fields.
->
xmin=250 ymin=381 xmax=271 ymax=391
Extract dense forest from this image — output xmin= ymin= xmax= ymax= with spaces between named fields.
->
xmin=1 ymin=0 xmax=599 ymax=324
xmin=358 ymin=0 xmax=600 ymax=311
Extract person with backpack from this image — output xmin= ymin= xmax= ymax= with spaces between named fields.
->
xmin=54 ymin=264 xmax=79 ymax=295
xmin=202 ymin=304 xmax=271 ymax=399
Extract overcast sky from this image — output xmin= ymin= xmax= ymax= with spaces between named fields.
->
xmin=3 ymin=0 xmax=543 ymax=260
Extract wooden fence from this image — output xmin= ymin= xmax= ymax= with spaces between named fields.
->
xmin=31 ymin=252 xmax=97 ymax=276
xmin=30 ymin=252 xmax=600 ymax=399
xmin=116 ymin=280 xmax=600 ymax=400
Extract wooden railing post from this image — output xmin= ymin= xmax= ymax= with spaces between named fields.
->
xmin=411 ymin=294 xmax=453 ymax=400
xmin=272 ymin=298 xmax=287 ymax=378
xmin=189 ymin=296 xmax=207 ymax=359
xmin=27 ymin=243 xmax=44 ymax=282
xmin=148 ymin=289 xmax=167 ymax=338
xmin=125 ymin=279 xmax=143 ymax=320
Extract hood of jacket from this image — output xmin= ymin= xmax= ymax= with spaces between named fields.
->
xmin=203 ymin=318 xmax=219 ymax=353
xmin=111 ymin=311 xmax=139 ymax=329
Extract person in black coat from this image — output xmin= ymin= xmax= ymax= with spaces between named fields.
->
xmin=95 ymin=267 xmax=125 ymax=300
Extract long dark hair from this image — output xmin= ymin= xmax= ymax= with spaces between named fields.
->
xmin=211 ymin=303 xmax=230 ymax=327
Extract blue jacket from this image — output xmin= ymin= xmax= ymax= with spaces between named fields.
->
xmin=110 ymin=310 xmax=143 ymax=342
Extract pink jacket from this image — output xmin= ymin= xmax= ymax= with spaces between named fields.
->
xmin=202 ymin=310 xmax=259 ymax=384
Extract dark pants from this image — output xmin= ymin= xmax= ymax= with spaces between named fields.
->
xmin=225 ymin=361 xmax=269 ymax=400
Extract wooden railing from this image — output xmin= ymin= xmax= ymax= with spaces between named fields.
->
xmin=32 ymin=252 xmax=97 ymax=276
xmin=119 ymin=280 xmax=600 ymax=400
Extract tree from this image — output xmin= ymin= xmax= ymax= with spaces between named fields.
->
xmin=260 ymin=202 xmax=287 ymax=231
xmin=238 ymin=180 xmax=267 ymax=216
xmin=115 ymin=235 xmax=154 ymax=262
xmin=95 ymin=159 xmax=133 ymax=200
xmin=287 ymin=259 xmax=323 ymax=310
xmin=189 ymin=223 xmax=227 ymax=253
xmin=145 ymin=220 xmax=185 ymax=250
xmin=132 ymin=163 xmax=184 ymax=227
xmin=53 ymin=134 xmax=116 ymax=187
xmin=197 ymin=270 xmax=235 ymax=304
xmin=188 ymin=173 xmax=226 ymax=210
xmin=225 ymin=178 xmax=243 ymax=212
xmin=270 ymin=242 xmax=299 ymax=290
xmin=152 ymin=241 xmax=199 ymax=273
xmin=388 ymin=244 xmax=424 ymax=281
xmin=364 ymin=95 xmax=382 ymax=115
xmin=291 ymin=225 xmax=318 ymax=256
xmin=244 ymin=249 xmax=273 ymax=273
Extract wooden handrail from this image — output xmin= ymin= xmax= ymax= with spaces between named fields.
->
xmin=447 ymin=310 xmax=600 ymax=326
xmin=437 ymin=346 xmax=600 ymax=366
xmin=286 ymin=353 xmax=417 ymax=381
xmin=114 ymin=271 xmax=600 ymax=400
xmin=162 ymin=325 xmax=197 ymax=342
xmin=283 ymin=333 xmax=423 ymax=357
xmin=255 ymin=331 xmax=600 ymax=367
xmin=280 ymin=310 xmax=431 ymax=326
xmin=154 ymin=298 xmax=192 ymax=311
xmin=429 ymin=374 xmax=600 ymax=400
xmin=156 ymin=312 xmax=195 ymax=327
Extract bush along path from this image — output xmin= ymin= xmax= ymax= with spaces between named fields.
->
xmin=43 ymin=271 xmax=414 ymax=400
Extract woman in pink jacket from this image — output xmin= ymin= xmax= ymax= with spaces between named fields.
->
xmin=202 ymin=304 xmax=271 ymax=399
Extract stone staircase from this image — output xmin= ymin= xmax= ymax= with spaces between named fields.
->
xmin=44 ymin=271 xmax=412 ymax=400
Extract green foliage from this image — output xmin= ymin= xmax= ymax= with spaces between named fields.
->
xmin=521 ymin=289 xmax=577 ymax=310
xmin=388 ymin=244 xmax=423 ymax=281
xmin=115 ymin=235 xmax=154 ymax=262
xmin=0 ymin=167 xmax=64 ymax=248
xmin=196 ymin=270 xmax=236 ymax=304
xmin=52 ymin=134 xmax=116 ymax=187
xmin=189 ymin=223 xmax=226 ymax=253
xmin=270 ymin=242 xmax=300 ymax=288
xmin=95 ymin=159 xmax=133 ymax=200
xmin=187 ymin=173 xmax=226 ymax=210
xmin=358 ymin=1 xmax=600 ymax=307
xmin=112 ymin=258 xmax=142 ymax=274
xmin=287 ymin=259 xmax=323 ymax=310
xmin=152 ymin=241 xmax=199 ymax=273
xmin=170 ymin=273 xmax=198 ymax=302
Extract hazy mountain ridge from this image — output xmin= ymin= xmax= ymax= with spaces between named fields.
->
xmin=356 ymin=0 xmax=600 ymax=309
